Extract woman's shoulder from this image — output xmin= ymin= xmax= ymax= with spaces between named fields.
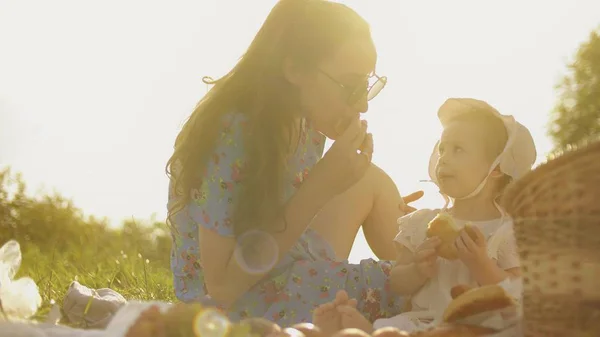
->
xmin=210 ymin=112 xmax=249 ymax=157
xmin=219 ymin=112 xmax=247 ymax=135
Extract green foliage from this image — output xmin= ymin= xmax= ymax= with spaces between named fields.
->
xmin=0 ymin=167 xmax=176 ymax=321
xmin=549 ymin=27 xmax=600 ymax=152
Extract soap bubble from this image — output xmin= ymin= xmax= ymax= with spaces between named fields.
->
xmin=233 ymin=230 xmax=279 ymax=275
xmin=193 ymin=308 xmax=231 ymax=337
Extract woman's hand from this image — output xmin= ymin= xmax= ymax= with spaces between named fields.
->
xmin=399 ymin=191 xmax=424 ymax=215
xmin=307 ymin=119 xmax=373 ymax=200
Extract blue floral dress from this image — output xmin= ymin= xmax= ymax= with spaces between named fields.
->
xmin=168 ymin=113 xmax=404 ymax=327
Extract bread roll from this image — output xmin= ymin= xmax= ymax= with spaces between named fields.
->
xmin=426 ymin=212 xmax=461 ymax=260
xmin=408 ymin=323 xmax=497 ymax=336
xmin=442 ymin=284 xmax=516 ymax=323
xmin=426 ymin=213 xmax=480 ymax=260
xmin=450 ymin=285 xmax=473 ymax=300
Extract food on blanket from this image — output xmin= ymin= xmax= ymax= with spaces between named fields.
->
xmin=426 ymin=213 xmax=479 ymax=260
xmin=442 ymin=284 xmax=515 ymax=323
xmin=292 ymin=323 xmax=327 ymax=337
xmin=450 ymin=285 xmax=473 ymax=299
xmin=371 ymin=327 xmax=410 ymax=337
xmin=408 ymin=323 xmax=497 ymax=336
xmin=242 ymin=317 xmax=282 ymax=336
xmin=125 ymin=305 xmax=166 ymax=337
xmin=277 ymin=327 xmax=306 ymax=337
xmin=162 ymin=303 xmax=209 ymax=337
xmin=331 ymin=328 xmax=372 ymax=337
xmin=125 ymin=303 xmax=255 ymax=337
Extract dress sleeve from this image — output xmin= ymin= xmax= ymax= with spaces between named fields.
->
xmin=496 ymin=223 xmax=521 ymax=270
xmin=170 ymin=114 xmax=246 ymax=238
xmin=393 ymin=209 xmax=439 ymax=252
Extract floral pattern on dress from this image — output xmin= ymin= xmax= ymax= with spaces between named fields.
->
xmin=168 ymin=113 xmax=405 ymax=326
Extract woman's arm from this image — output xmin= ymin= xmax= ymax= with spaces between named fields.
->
xmin=172 ymin=115 xmax=331 ymax=306
xmin=362 ymin=165 xmax=405 ymax=261
xmin=194 ymin=116 xmax=371 ymax=306
xmin=200 ymin=179 xmax=330 ymax=306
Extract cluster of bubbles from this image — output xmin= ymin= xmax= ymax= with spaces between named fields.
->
xmin=233 ymin=230 xmax=279 ymax=275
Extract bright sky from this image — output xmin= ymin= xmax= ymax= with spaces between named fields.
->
xmin=1 ymin=0 xmax=598 ymax=263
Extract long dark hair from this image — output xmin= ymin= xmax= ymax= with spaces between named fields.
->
xmin=166 ymin=0 xmax=373 ymax=236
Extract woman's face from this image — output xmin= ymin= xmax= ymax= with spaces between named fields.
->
xmin=293 ymin=38 xmax=377 ymax=139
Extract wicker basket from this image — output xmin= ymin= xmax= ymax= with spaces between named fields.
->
xmin=502 ymin=140 xmax=600 ymax=337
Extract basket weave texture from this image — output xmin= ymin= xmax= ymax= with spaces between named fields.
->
xmin=502 ymin=140 xmax=600 ymax=337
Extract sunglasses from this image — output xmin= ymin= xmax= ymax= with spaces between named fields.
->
xmin=318 ymin=69 xmax=387 ymax=105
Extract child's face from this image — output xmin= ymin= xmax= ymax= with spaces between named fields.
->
xmin=436 ymin=120 xmax=494 ymax=199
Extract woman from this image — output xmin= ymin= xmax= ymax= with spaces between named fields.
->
xmin=166 ymin=0 xmax=417 ymax=326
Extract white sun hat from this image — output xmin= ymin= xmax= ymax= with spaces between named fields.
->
xmin=427 ymin=98 xmax=537 ymax=201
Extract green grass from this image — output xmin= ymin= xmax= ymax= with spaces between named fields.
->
xmin=1 ymin=167 xmax=177 ymax=323
xmin=19 ymin=241 xmax=176 ymax=322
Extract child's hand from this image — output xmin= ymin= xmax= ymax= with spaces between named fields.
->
xmin=413 ymin=237 xmax=441 ymax=278
xmin=455 ymin=225 xmax=490 ymax=269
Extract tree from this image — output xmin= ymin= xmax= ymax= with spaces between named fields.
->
xmin=549 ymin=27 xmax=600 ymax=151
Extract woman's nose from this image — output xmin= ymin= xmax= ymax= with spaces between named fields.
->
xmin=354 ymin=95 xmax=369 ymax=114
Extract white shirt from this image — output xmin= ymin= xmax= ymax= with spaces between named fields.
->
xmin=374 ymin=209 xmax=520 ymax=331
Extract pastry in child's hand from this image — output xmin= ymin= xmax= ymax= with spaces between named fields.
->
xmin=426 ymin=213 xmax=478 ymax=260
xmin=408 ymin=323 xmax=498 ymax=336
xmin=442 ymin=284 xmax=516 ymax=323
xmin=426 ymin=213 xmax=461 ymax=260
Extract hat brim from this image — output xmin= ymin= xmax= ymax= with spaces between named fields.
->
xmin=438 ymin=98 xmax=505 ymax=127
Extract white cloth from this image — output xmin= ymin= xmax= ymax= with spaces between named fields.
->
xmin=0 ymin=322 xmax=107 ymax=337
xmin=376 ymin=209 xmax=520 ymax=331
xmin=0 ymin=301 xmax=174 ymax=337
xmin=62 ymin=281 xmax=127 ymax=329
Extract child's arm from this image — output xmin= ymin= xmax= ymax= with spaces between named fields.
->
xmin=468 ymin=258 xmax=521 ymax=286
xmin=390 ymin=241 xmax=440 ymax=296
xmin=456 ymin=226 xmax=522 ymax=286
xmin=390 ymin=260 xmax=429 ymax=296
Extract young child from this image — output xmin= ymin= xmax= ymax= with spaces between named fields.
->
xmin=313 ymin=97 xmax=537 ymax=334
